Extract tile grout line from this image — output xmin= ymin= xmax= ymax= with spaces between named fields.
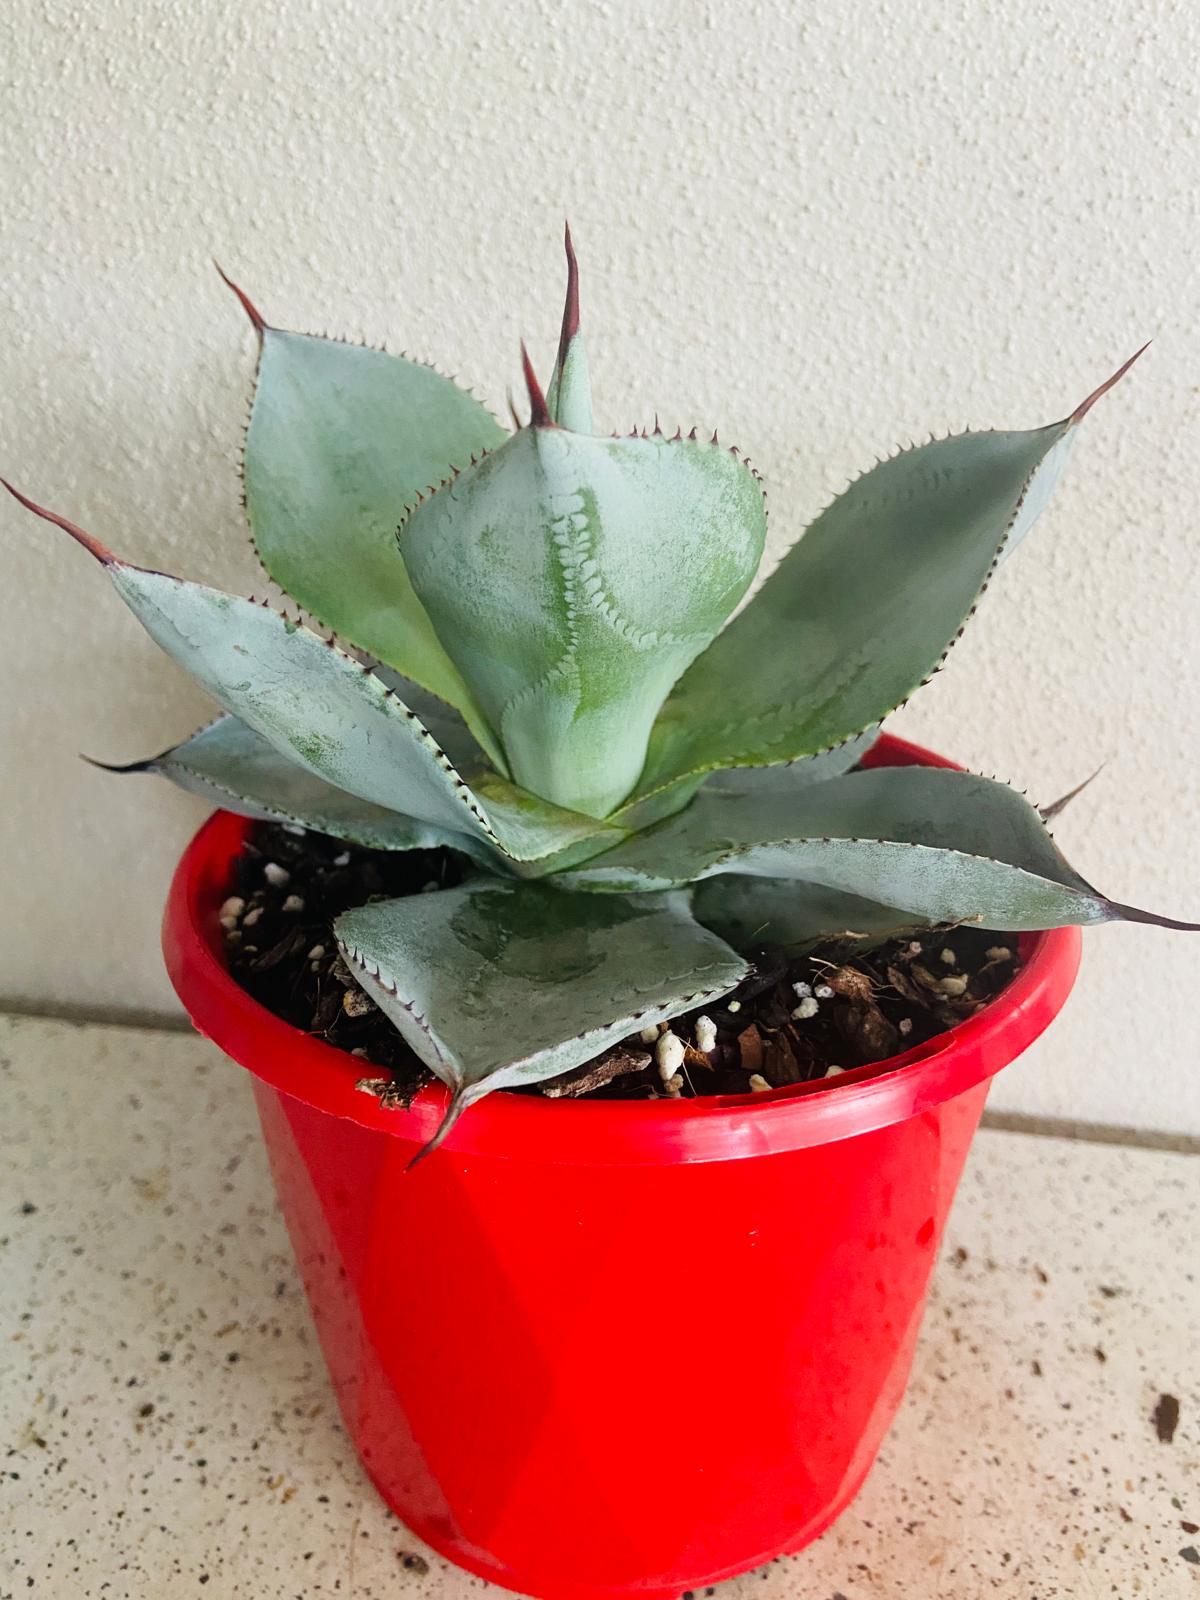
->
xmin=1 ymin=1005 xmax=1195 ymax=1155
xmin=979 ymin=1108 xmax=1199 ymax=1154
xmin=1 ymin=999 xmax=193 ymax=1034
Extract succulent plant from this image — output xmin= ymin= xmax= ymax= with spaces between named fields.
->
xmin=7 ymin=227 xmax=1196 ymax=1143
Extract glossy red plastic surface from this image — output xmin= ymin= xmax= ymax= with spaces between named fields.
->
xmin=163 ymin=735 xmax=1081 ymax=1600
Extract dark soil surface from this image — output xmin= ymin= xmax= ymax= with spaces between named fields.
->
xmin=221 ymin=822 xmax=1024 ymax=1106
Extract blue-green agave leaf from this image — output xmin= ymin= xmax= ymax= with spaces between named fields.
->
xmin=632 ymin=351 xmax=1148 ymax=801
xmin=100 ymin=714 xmax=501 ymax=859
xmin=368 ymin=666 xmax=491 ymax=771
xmin=401 ymin=415 xmax=767 ymax=817
xmin=609 ymin=728 xmax=878 ymax=836
xmin=562 ymin=764 xmax=1199 ymax=932
xmin=368 ymin=669 xmax=621 ymax=869
xmin=335 ymin=879 xmax=749 ymax=1132
xmin=224 ymin=271 xmax=508 ymax=767
xmin=1 ymin=484 xmax=605 ymax=865
xmin=692 ymin=875 xmax=921 ymax=956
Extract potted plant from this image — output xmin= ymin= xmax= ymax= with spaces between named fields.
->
xmin=6 ymin=228 xmax=1194 ymax=1600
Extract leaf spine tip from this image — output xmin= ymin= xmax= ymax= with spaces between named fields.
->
xmin=520 ymin=340 xmax=553 ymax=427
xmin=213 ymin=261 xmax=267 ymax=341
xmin=1040 ymin=764 xmax=1106 ymax=822
xmin=1069 ymin=341 xmax=1151 ymax=425
xmin=556 ymin=220 xmax=581 ymax=370
xmin=0 ymin=478 xmax=118 ymax=565
xmin=80 ymin=750 xmax=149 ymax=774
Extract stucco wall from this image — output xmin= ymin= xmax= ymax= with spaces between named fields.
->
xmin=2 ymin=0 xmax=1198 ymax=1132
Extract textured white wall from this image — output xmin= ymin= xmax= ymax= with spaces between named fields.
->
xmin=2 ymin=0 xmax=1198 ymax=1132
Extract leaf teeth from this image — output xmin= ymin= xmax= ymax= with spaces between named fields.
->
xmin=240 ymin=317 xmax=507 ymax=432
xmin=396 ymin=448 xmax=495 ymax=541
xmin=609 ymin=426 xmax=767 ymax=503
xmin=1 ymin=478 xmax=119 ymax=565
xmin=1068 ymin=342 xmax=1151 ymax=426
xmin=213 ymin=261 xmax=267 ymax=341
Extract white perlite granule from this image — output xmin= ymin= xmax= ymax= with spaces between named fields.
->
xmin=694 ymin=1015 xmax=717 ymax=1053
xmin=655 ymin=1030 xmax=686 ymax=1082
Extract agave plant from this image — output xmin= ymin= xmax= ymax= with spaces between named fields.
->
xmin=6 ymin=228 xmax=1195 ymax=1140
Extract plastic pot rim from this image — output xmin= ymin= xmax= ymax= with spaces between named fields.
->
xmin=162 ymin=733 xmax=1082 ymax=1166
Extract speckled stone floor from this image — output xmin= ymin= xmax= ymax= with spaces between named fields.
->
xmin=1 ymin=1012 xmax=1196 ymax=1599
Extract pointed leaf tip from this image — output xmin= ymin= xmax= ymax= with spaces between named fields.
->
xmin=80 ymin=752 xmax=149 ymax=773
xmin=0 ymin=479 xmax=117 ymax=565
xmin=520 ymin=340 xmax=553 ymax=427
xmin=557 ymin=221 xmax=581 ymax=366
xmin=1069 ymin=342 xmax=1150 ymax=425
xmin=1108 ymin=900 xmax=1200 ymax=932
xmin=213 ymin=261 xmax=267 ymax=340
xmin=406 ymin=1091 xmax=468 ymax=1170
xmin=1040 ymin=764 xmax=1105 ymax=822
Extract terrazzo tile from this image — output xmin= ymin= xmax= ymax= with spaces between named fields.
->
xmin=0 ymin=1012 xmax=1196 ymax=1598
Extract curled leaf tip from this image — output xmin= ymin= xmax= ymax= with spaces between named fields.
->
xmin=520 ymin=340 xmax=553 ymax=428
xmin=80 ymin=751 xmax=150 ymax=774
xmin=1 ymin=478 xmax=117 ymax=565
xmin=1069 ymin=342 xmax=1151 ymax=425
xmin=407 ymin=1090 xmax=468 ymax=1170
xmin=557 ymin=221 xmax=581 ymax=368
xmin=213 ymin=260 xmax=267 ymax=341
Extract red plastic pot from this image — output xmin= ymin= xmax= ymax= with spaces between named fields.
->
xmin=163 ymin=734 xmax=1080 ymax=1600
